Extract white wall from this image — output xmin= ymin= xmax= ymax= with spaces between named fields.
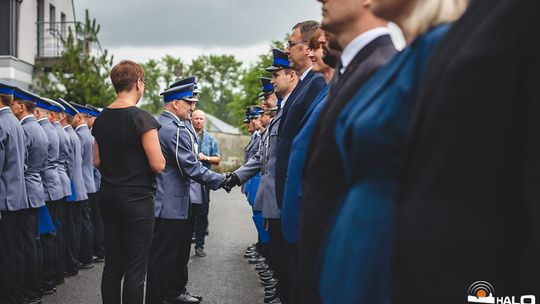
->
xmin=16 ymin=0 xmax=75 ymax=64
xmin=17 ymin=0 xmax=38 ymax=65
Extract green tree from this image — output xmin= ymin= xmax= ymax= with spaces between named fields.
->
xmin=185 ymin=54 xmax=243 ymax=123
xmin=33 ymin=10 xmax=115 ymax=107
xmin=227 ymin=39 xmax=287 ymax=126
xmin=140 ymin=55 xmax=185 ymax=114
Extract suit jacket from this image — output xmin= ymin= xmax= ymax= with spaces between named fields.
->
xmin=275 ymin=70 xmax=325 ymax=208
xmin=75 ymin=124 xmax=97 ymax=194
xmin=64 ymin=125 xmax=88 ymax=202
xmin=37 ymin=118 xmax=65 ymax=202
xmin=154 ymin=111 xmax=223 ymax=220
xmin=236 ymin=111 xmax=283 ymax=219
xmin=54 ymin=122 xmax=72 ymax=198
xmin=281 ymin=85 xmax=329 ymax=243
xmin=393 ymin=0 xmax=540 ymax=301
xmin=0 ymin=107 xmax=28 ymax=211
xmin=298 ymin=34 xmax=397 ymax=304
xmin=317 ymin=25 xmax=451 ymax=304
xmin=20 ymin=116 xmax=48 ymax=208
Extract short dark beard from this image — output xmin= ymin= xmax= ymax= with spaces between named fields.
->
xmin=323 ymin=49 xmax=341 ymax=68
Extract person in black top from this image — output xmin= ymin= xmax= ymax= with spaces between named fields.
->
xmin=92 ymin=60 xmax=165 ymax=304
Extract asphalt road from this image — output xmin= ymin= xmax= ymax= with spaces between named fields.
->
xmin=42 ymin=188 xmax=265 ymax=304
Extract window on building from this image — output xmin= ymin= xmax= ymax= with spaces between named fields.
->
xmin=61 ymin=13 xmax=66 ymax=37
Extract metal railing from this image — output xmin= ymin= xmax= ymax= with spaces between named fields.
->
xmin=36 ymin=21 xmax=81 ymax=58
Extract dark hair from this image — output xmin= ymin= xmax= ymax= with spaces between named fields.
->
xmin=110 ymin=60 xmax=145 ymax=93
xmin=0 ymin=94 xmax=13 ymax=106
xmin=293 ymin=20 xmax=320 ymax=41
xmin=13 ymin=99 xmax=36 ymax=113
xmin=308 ymin=28 xmax=325 ymax=50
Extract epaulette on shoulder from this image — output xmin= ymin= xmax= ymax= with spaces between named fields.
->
xmin=172 ymin=120 xmax=186 ymax=128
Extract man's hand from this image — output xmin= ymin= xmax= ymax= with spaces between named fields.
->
xmin=198 ymin=153 xmax=208 ymax=161
xmin=221 ymin=172 xmax=241 ymax=192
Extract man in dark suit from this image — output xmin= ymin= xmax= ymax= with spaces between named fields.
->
xmin=393 ymin=0 xmax=540 ymax=302
xmin=299 ymin=1 xmax=397 ymax=302
xmin=275 ymin=20 xmax=325 ymax=209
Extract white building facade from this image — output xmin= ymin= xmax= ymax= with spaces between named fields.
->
xmin=0 ymin=0 xmax=76 ymax=88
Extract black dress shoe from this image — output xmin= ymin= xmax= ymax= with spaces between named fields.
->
xmin=42 ymin=287 xmax=56 ymax=295
xmin=255 ymin=263 xmax=268 ymax=271
xmin=264 ymin=291 xmax=280 ymax=303
xmin=93 ymin=256 xmax=105 ymax=263
xmin=260 ymin=269 xmax=274 ymax=276
xmin=267 ymin=298 xmax=282 ymax=304
xmin=79 ymin=263 xmax=94 ymax=270
xmin=265 ymin=287 xmax=277 ymax=297
xmin=244 ymin=251 xmax=259 ymax=258
xmin=185 ymin=291 xmax=202 ymax=301
xmin=25 ymin=297 xmax=42 ymax=304
xmin=249 ymin=256 xmax=266 ymax=264
xmin=265 ymin=283 xmax=278 ymax=292
xmin=261 ymin=276 xmax=274 ymax=283
xmin=262 ymin=278 xmax=279 ymax=287
xmin=173 ymin=292 xmax=199 ymax=303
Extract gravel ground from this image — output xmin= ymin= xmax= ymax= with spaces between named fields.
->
xmin=43 ymin=187 xmax=265 ymax=304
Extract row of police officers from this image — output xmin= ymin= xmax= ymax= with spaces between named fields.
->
xmin=0 ymin=81 xmax=104 ymax=304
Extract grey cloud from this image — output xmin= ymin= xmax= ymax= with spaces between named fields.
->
xmin=75 ymin=0 xmax=322 ymax=48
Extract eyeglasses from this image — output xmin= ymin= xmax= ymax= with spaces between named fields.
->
xmin=181 ymin=98 xmax=197 ymax=105
xmin=287 ymin=40 xmax=308 ymax=48
xmin=138 ymin=78 xmax=147 ymax=85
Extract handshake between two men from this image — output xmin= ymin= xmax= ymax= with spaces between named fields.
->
xmin=220 ymin=172 xmax=241 ymax=193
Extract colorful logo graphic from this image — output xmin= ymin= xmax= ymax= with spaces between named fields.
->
xmin=468 ymin=281 xmax=496 ymax=304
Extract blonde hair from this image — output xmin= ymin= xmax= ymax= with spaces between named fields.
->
xmin=401 ymin=0 xmax=468 ymax=42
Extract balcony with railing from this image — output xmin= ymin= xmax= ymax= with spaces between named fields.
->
xmin=36 ymin=21 xmax=80 ymax=68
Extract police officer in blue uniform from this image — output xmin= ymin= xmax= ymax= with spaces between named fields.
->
xmin=55 ymin=98 xmax=89 ymax=278
xmin=0 ymin=81 xmax=29 ymax=304
xmin=43 ymin=97 xmax=72 ymax=284
xmin=223 ymin=49 xmax=299 ymax=304
xmin=69 ymin=102 xmax=97 ymax=270
xmin=146 ymin=83 xmax=226 ymax=304
xmin=85 ymin=104 xmax=105 ymax=263
xmin=10 ymin=88 xmax=49 ymax=303
xmin=34 ymin=96 xmax=66 ymax=294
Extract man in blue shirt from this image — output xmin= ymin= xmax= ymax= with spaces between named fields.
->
xmin=190 ymin=109 xmax=220 ymax=257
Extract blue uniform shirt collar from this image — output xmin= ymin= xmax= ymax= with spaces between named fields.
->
xmin=20 ymin=115 xmax=35 ymax=124
xmin=75 ymin=123 xmax=88 ymax=131
xmin=162 ymin=110 xmax=182 ymax=124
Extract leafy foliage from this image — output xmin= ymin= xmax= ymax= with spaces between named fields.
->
xmin=33 ymin=10 xmax=115 ymax=107
xmin=140 ymin=55 xmax=185 ymax=113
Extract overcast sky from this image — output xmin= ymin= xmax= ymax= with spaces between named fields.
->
xmin=74 ymin=0 xmax=324 ymax=65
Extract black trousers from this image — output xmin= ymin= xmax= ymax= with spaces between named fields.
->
xmin=90 ymin=192 xmax=105 ymax=259
xmin=41 ymin=199 xmax=62 ymax=291
xmin=100 ymin=187 xmax=155 ymax=304
xmin=56 ymin=198 xmax=66 ymax=282
xmin=146 ymin=216 xmax=194 ymax=304
xmin=192 ymin=201 xmax=209 ymax=249
xmin=0 ymin=210 xmax=25 ymax=304
xmin=268 ymin=218 xmax=298 ymax=304
xmin=79 ymin=199 xmax=94 ymax=264
xmin=20 ymin=208 xmax=42 ymax=300
xmin=65 ymin=202 xmax=81 ymax=274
